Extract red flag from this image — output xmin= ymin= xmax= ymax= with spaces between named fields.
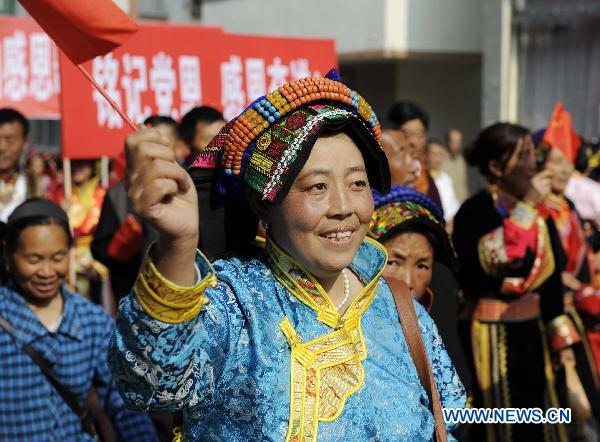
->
xmin=19 ymin=0 xmax=138 ymax=65
xmin=19 ymin=0 xmax=139 ymax=131
xmin=542 ymin=102 xmax=581 ymax=163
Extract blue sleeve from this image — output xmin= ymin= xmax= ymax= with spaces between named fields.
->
xmin=414 ymin=300 xmax=466 ymax=438
xmin=94 ymin=311 xmax=159 ymax=441
xmin=108 ymin=254 xmax=243 ymax=413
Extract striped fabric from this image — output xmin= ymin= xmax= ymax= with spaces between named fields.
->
xmin=0 ymin=284 xmax=158 ymax=442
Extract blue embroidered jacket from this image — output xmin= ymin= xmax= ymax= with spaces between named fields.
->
xmin=110 ymin=239 xmax=465 ymax=441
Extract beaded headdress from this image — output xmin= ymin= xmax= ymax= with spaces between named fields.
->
xmin=368 ymin=185 xmax=458 ymax=272
xmin=190 ymin=69 xmax=390 ymax=204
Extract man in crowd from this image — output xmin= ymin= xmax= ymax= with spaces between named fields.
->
xmin=385 ymin=101 xmax=443 ymax=209
xmin=426 ymin=139 xmax=460 ymax=228
xmin=380 ymin=125 xmax=419 ymax=188
xmin=0 ymin=108 xmax=30 ymax=221
xmin=149 ymin=115 xmax=178 ymax=152
xmin=178 ymin=106 xmax=226 ymax=167
xmin=383 ymin=105 xmax=470 ymax=408
xmin=442 ymin=128 xmax=469 ymax=203
xmin=91 ymin=116 xmax=178 ymax=303
xmin=178 ymin=105 xmax=259 ymax=259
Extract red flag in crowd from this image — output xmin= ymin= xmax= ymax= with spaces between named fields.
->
xmin=542 ymin=102 xmax=581 ymax=163
xmin=19 ymin=0 xmax=139 ymax=130
xmin=19 ymin=0 xmax=138 ymax=64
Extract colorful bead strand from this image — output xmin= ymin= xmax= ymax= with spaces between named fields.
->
xmin=221 ymin=76 xmax=381 ymax=175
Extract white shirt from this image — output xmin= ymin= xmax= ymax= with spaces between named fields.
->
xmin=565 ymin=172 xmax=600 ymax=228
xmin=0 ymin=174 xmax=27 ymax=222
xmin=432 ymin=170 xmax=460 ymax=221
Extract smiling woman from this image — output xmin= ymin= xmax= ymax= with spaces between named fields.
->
xmin=263 ymin=132 xmax=375 ymax=299
xmin=110 ymin=71 xmax=466 ymax=441
xmin=1 ymin=201 xmax=73 ymax=313
xmin=0 ymin=198 xmax=158 ymax=441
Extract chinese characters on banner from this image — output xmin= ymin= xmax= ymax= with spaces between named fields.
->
xmin=89 ymin=51 xmax=202 ymax=129
xmin=220 ymin=55 xmax=316 ymax=121
xmin=60 ymin=25 xmax=336 ymax=159
xmin=213 ymin=33 xmax=335 ymax=122
xmin=0 ymin=16 xmax=337 ymax=150
xmin=0 ymin=17 xmax=60 ymax=118
xmin=59 ymin=24 xmax=225 ymax=158
xmin=0 ymin=17 xmax=335 ymax=159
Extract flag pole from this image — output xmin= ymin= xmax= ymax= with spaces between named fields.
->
xmin=62 ymin=157 xmax=77 ymax=288
xmin=100 ymin=156 xmax=109 ymax=187
xmin=76 ymin=64 xmax=137 ymax=130
xmin=63 ymin=157 xmax=72 ymax=200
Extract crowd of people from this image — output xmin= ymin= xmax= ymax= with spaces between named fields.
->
xmin=0 ymin=68 xmax=599 ymax=441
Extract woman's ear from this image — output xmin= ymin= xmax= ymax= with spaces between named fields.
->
xmin=246 ymin=190 xmax=270 ymax=225
xmin=488 ymin=159 xmax=503 ymax=179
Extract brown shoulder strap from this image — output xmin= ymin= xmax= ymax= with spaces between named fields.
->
xmin=385 ymin=277 xmax=448 ymax=442
xmin=85 ymin=387 xmax=118 ymax=442
xmin=0 ymin=315 xmax=116 ymax=440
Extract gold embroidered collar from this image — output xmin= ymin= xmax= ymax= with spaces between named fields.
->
xmin=265 ymin=236 xmax=386 ymax=329
xmin=265 ymin=236 xmax=388 ymax=441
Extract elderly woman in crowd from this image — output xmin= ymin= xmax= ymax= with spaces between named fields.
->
xmin=368 ymin=185 xmax=472 ymax=425
xmin=109 ymin=71 xmax=465 ymax=441
xmin=368 ymin=185 xmax=458 ymax=310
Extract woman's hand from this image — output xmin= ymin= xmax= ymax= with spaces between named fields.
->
xmin=59 ymin=198 xmax=71 ymax=212
xmin=562 ymin=271 xmax=582 ymax=291
xmin=559 ymin=347 xmax=576 ymax=366
xmin=523 ymin=169 xmax=552 ymax=206
xmin=125 ymin=128 xmax=199 ymax=286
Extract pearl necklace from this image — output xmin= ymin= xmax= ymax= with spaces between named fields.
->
xmin=335 ymin=269 xmax=351 ymax=311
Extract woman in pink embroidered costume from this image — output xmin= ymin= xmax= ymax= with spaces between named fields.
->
xmin=109 ymin=71 xmax=465 ymax=441
xmin=536 ymin=139 xmax=600 ymax=439
xmin=453 ymin=123 xmax=576 ymax=442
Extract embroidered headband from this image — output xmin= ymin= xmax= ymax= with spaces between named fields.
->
xmin=190 ymin=69 xmax=390 ymax=205
xmin=368 ymin=185 xmax=458 ymax=273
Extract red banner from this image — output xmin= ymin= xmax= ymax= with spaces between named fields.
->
xmin=60 ymin=24 xmax=337 ymax=159
xmin=211 ymin=33 xmax=337 ymax=121
xmin=0 ymin=16 xmax=61 ymax=118
xmin=59 ymin=23 xmax=222 ymax=158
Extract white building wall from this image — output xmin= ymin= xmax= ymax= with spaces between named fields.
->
xmin=404 ymin=0 xmax=482 ymax=54
xmin=200 ymin=0 xmax=482 ymax=56
xmin=384 ymin=0 xmax=408 ymax=53
xmin=200 ymin=0 xmax=387 ymax=54
xmin=481 ymin=0 xmax=516 ymax=125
